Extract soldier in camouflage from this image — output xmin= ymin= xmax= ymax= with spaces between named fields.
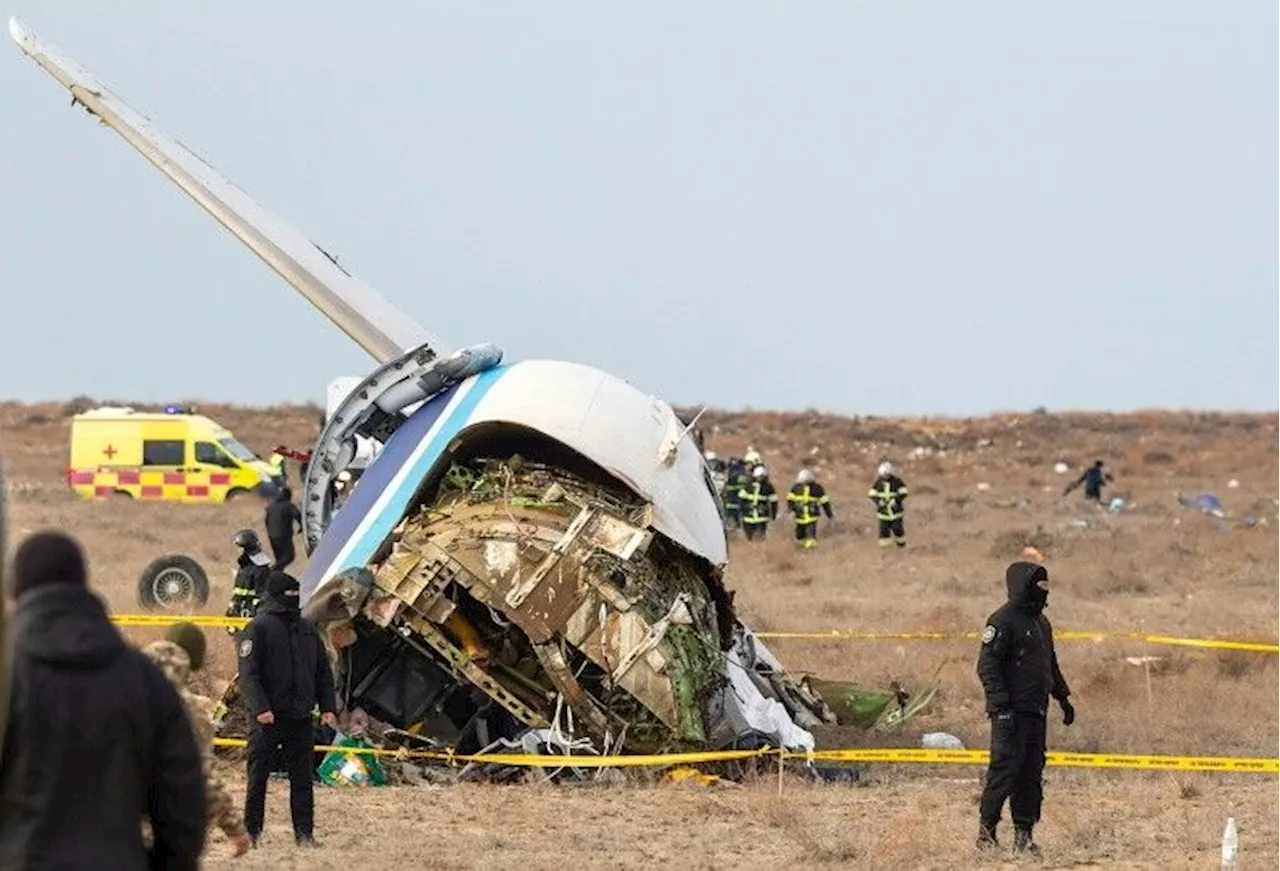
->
xmin=143 ymin=623 xmax=252 ymax=859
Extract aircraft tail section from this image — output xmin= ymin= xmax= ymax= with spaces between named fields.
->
xmin=9 ymin=17 xmax=447 ymax=365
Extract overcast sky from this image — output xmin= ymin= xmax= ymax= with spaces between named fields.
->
xmin=0 ymin=2 xmax=1274 ymax=416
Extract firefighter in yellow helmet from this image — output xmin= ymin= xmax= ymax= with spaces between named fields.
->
xmin=868 ymin=461 xmax=908 ymax=548
xmin=787 ymin=469 xmax=834 ymax=550
xmin=738 ymin=465 xmax=778 ymax=541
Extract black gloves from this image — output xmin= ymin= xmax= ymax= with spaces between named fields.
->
xmin=1058 ymin=697 xmax=1075 ymax=726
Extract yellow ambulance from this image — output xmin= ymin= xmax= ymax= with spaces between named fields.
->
xmin=67 ymin=406 xmax=280 ymax=502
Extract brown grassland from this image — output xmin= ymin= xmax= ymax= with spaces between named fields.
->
xmin=2 ymin=400 xmax=1277 ymax=869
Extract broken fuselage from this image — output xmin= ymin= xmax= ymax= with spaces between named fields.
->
xmin=298 ymin=357 xmax=827 ymax=754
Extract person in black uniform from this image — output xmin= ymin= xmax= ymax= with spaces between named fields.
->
xmin=264 ymin=488 xmax=303 ymax=570
xmin=1062 ymin=459 xmax=1113 ymax=502
xmin=238 ymin=571 xmax=337 ymax=848
xmin=721 ymin=458 xmax=749 ymax=531
xmin=224 ymin=529 xmax=273 ymax=637
xmin=868 ymin=461 xmax=908 ymax=548
xmin=786 ymin=468 xmax=834 ymax=549
xmin=738 ymin=465 xmax=779 ymax=541
xmin=975 ymin=561 xmax=1075 ymax=856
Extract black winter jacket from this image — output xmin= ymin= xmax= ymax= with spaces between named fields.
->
xmin=237 ymin=596 xmax=337 ymax=721
xmin=0 ymin=585 xmax=207 ymax=870
xmin=976 ymin=562 xmax=1071 ymax=716
xmin=264 ymin=498 xmax=302 ymax=541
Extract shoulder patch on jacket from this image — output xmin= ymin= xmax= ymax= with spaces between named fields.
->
xmin=981 ymin=625 xmax=997 ymax=644
xmin=238 ymin=638 xmax=253 ymax=658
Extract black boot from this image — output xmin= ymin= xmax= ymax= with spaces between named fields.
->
xmin=976 ymin=822 xmax=999 ymax=851
xmin=1013 ymin=827 xmax=1042 ymax=859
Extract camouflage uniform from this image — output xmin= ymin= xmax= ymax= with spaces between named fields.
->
xmin=142 ymin=640 xmax=247 ymax=841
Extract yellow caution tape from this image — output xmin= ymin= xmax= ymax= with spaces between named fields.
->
xmin=803 ymin=748 xmax=1279 ymax=773
xmin=113 ymin=614 xmax=249 ymax=629
xmin=210 ymin=736 xmax=1277 ymax=773
xmin=110 ymin=614 xmax=1279 ymax=653
xmin=755 ymin=629 xmax=1279 ymax=654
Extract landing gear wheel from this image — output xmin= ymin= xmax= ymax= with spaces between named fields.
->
xmin=137 ymin=554 xmax=210 ymax=610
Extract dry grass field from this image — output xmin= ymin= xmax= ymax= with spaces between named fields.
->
xmin=2 ymin=399 xmax=1277 ymax=869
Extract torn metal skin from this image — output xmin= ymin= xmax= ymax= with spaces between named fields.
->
xmin=290 ymin=456 xmax=750 ymax=755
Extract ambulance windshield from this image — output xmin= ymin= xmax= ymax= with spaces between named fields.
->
xmin=218 ymin=437 xmax=257 ymax=462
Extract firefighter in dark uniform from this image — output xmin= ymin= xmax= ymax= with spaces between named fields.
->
xmin=1063 ymin=459 xmax=1113 ymax=502
xmin=868 ymin=461 xmax=908 ymax=548
xmin=975 ymin=561 xmax=1074 ymax=856
xmin=787 ymin=469 xmax=834 ymax=550
xmin=721 ymin=458 xmax=749 ymax=531
xmin=738 ymin=465 xmax=778 ymax=541
xmin=238 ymin=571 xmax=337 ymax=848
xmin=225 ymin=529 xmax=272 ymax=637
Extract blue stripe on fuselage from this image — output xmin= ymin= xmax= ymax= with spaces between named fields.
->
xmin=299 ymin=365 xmax=507 ymax=600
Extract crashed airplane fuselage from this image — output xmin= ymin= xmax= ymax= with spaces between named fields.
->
xmin=11 ymin=18 xmax=829 ymax=755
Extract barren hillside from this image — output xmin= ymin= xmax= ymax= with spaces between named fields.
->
xmin=1 ymin=400 xmax=1276 ymax=869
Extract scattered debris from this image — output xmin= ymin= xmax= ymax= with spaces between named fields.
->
xmin=317 ymin=732 xmax=389 ymax=787
xmin=1107 ymin=497 xmax=1128 ymax=513
xmin=921 ymin=732 xmax=964 ymax=750
xmin=1053 ymin=462 xmax=1069 ymax=475
xmin=1179 ymin=492 xmax=1226 ymax=519
xmin=664 ymin=766 xmax=723 ymax=787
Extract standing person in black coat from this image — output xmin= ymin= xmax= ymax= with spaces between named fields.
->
xmin=264 ymin=488 xmax=303 ymax=570
xmin=0 ymin=531 xmax=206 ymax=870
xmin=975 ymin=561 xmax=1075 ymax=857
xmin=238 ymin=571 xmax=337 ymax=848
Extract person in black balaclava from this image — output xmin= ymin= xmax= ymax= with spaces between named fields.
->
xmin=975 ymin=561 xmax=1074 ymax=857
xmin=237 ymin=571 xmax=337 ymax=848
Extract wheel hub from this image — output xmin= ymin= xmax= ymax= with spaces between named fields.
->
xmin=154 ymin=569 xmax=193 ymax=606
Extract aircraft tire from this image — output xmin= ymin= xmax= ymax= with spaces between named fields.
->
xmin=137 ymin=553 xmax=210 ymax=610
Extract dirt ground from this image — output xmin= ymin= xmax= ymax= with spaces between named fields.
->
xmin=2 ymin=400 xmax=1277 ymax=869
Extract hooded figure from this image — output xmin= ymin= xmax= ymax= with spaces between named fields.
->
xmin=974 ymin=562 xmax=1074 ymax=856
xmin=0 ymin=531 xmax=206 ymax=869
xmin=237 ymin=571 xmax=337 ymax=847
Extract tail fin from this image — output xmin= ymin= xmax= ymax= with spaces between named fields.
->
xmin=10 ymin=17 xmax=448 ymax=364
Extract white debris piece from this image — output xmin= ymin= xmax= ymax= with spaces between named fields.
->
xmin=976 ymin=482 xmax=992 ymax=492
xmin=1227 ymin=479 xmax=1240 ymax=489
xmin=1054 ymin=462 xmax=1069 ymax=474
xmin=922 ymin=732 xmax=965 ymax=750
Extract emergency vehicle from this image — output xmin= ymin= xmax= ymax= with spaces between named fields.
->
xmin=67 ymin=406 xmax=279 ymax=502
